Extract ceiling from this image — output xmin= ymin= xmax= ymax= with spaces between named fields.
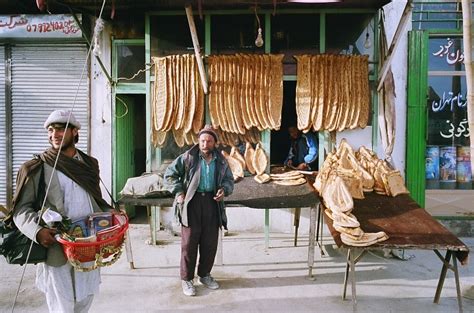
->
xmin=1 ymin=0 xmax=391 ymax=15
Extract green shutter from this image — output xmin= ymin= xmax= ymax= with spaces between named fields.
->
xmin=406 ymin=30 xmax=428 ymax=207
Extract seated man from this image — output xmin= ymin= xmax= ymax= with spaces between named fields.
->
xmin=284 ymin=126 xmax=318 ymax=170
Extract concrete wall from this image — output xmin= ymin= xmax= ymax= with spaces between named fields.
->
xmin=336 ymin=0 xmax=410 ymax=179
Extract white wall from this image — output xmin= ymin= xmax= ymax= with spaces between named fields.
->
xmin=90 ymin=20 xmax=113 ymax=202
xmin=336 ymin=0 xmax=410 ymax=177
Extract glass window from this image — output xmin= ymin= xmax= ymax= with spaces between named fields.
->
xmin=116 ymin=45 xmax=145 ymax=83
xmin=426 ymin=75 xmax=470 ymax=190
xmin=428 ymin=37 xmax=464 ymax=71
xmin=271 ymin=14 xmax=320 ymax=75
xmin=211 ymin=14 xmax=264 ymax=54
xmin=150 ymin=15 xmax=204 ymax=57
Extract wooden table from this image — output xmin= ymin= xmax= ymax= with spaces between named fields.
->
xmin=312 ymin=192 xmax=470 ymax=312
xmin=119 ymin=176 xmax=320 ymax=269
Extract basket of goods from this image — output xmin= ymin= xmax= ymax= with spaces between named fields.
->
xmin=56 ymin=211 xmax=129 ymax=272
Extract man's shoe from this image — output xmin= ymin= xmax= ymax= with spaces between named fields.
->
xmin=181 ymin=280 xmax=196 ymax=296
xmin=199 ymin=274 xmax=219 ymax=290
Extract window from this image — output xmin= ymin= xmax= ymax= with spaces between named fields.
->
xmin=425 ymin=36 xmax=469 ymax=190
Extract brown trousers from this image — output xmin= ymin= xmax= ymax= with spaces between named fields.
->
xmin=180 ymin=192 xmax=219 ymax=281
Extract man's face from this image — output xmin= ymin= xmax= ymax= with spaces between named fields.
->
xmin=289 ymin=127 xmax=300 ymax=140
xmin=48 ymin=124 xmax=77 ymax=150
xmin=199 ymin=133 xmax=216 ymax=155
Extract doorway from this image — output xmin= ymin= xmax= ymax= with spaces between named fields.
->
xmin=115 ymin=94 xmax=146 ymax=217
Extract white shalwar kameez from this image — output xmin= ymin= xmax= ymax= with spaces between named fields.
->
xmin=36 ymin=168 xmax=100 ymax=313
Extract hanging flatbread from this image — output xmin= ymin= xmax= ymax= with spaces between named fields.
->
xmin=350 ymin=56 xmax=362 ymax=129
xmin=174 ymin=55 xmax=185 ymax=130
xmin=295 ymin=55 xmax=312 ymax=131
xmin=238 ymin=54 xmax=252 ymax=130
xmin=254 ymin=173 xmax=271 ymax=184
xmin=208 ymin=56 xmax=220 ymax=128
xmin=173 ymin=128 xmax=185 ymax=148
xmin=252 ymin=143 xmax=268 ymax=176
xmin=232 ymin=56 xmax=246 ymax=134
xmin=247 ymin=55 xmax=261 ymax=129
xmin=244 ymin=142 xmax=256 ymax=174
xmin=313 ymin=54 xmax=326 ymax=131
xmin=358 ymin=55 xmax=370 ymax=128
xmin=260 ymin=54 xmax=273 ymax=129
xmin=268 ymin=54 xmax=284 ymax=130
xmin=151 ymin=57 xmax=168 ymax=132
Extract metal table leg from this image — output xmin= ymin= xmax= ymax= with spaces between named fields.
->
xmin=433 ymin=250 xmax=463 ymax=313
xmin=434 ymin=250 xmax=452 ymax=304
xmin=264 ymin=208 xmax=270 ymax=250
xmin=342 ymin=248 xmax=351 ymax=300
xmin=307 ymin=205 xmax=317 ymax=279
xmin=150 ymin=206 xmax=159 ymax=245
xmin=349 ymin=248 xmax=357 ymax=312
xmin=294 ymin=208 xmax=301 ymax=247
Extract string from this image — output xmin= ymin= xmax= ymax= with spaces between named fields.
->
xmin=10 ymin=0 xmax=108 ymax=311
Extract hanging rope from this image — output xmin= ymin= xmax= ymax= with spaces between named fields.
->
xmin=10 ymin=1 xmax=108 ymax=312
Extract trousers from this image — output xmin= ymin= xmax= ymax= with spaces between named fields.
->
xmin=180 ymin=192 xmax=219 ymax=281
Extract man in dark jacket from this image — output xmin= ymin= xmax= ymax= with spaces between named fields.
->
xmin=164 ymin=125 xmax=234 ymax=297
xmin=284 ymin=126 xmax=318 ymax=170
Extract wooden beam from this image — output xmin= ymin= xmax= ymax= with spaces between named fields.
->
xmin=185 ymin=4 xmax=209 ymax=94
xmin=377 ymin=1 xmax=413 ymax=91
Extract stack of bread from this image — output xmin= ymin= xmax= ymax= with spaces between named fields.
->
xmin=314 ymin=139 xmax=400 ymax=247
xmin=151 ymin=55 xmax=204 ymax=148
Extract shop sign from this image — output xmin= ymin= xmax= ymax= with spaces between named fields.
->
xmin=0 ymin=14 xmax=82 ymax=38
xmin=432 ymin=38 xmax=464 ymax=65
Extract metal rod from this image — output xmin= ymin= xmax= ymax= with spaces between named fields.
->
xmin=185 ymin=5 xmax=209 ymax=94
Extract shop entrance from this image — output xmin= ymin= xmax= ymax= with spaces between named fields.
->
xmin=271 ymin=81 xmax=296 ymax=165
xmin=115 ymin=94 xmax=146 ymax=217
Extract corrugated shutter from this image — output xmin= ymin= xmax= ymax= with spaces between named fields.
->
xmin=0 ymin=46 xmax=6 ymax=206
xmin=11 ymin=44 xmax=89 ymax=188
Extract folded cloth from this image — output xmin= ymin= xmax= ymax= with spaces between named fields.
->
xmin=119 ymin=173 xmax=171 ymax=198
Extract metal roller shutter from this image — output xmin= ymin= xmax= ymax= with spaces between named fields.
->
xmin=0 ymin=46 xmax=6 ymax=206
xmin=11 ymin=44 xmax=89 ymax=189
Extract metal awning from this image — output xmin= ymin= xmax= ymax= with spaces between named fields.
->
xmin=2 ymin=0 xmax=391 ymax=14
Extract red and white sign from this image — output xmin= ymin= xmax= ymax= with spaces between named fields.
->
xmin=0 ymin=14 xmax=82 ymax=38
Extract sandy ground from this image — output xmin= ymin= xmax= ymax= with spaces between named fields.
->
xmin=1 ymin=222 xmax=473 ymax=313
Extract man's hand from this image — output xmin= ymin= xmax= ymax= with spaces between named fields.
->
xmin=296 ymin=163 xmax=309 ymax=170
xmin=36 ymin=228 xmax=57 ymax=248
xmin=177 ymin=193 xmax=185 ymax=204
xmin=213 ymin=188 xmax=225 ymax=202
xmin=287 ymin=160 xmax=293 ymax=167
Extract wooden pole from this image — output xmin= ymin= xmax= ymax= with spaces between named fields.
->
xmin=185 ymin=4 xmax=208 ymax=95
xmin=461 ymin=0 xmax=474 ymax=173
xmin=377 ymin=1 xmax=413 ymax=91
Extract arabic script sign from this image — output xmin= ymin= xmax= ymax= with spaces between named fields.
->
xmin=432 ymin=38 xmax=464 ymax=65
xmin=0 ymin=14 xmax=82 ymax=38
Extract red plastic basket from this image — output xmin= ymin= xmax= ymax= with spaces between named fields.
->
xmin=57 ymin=212 xmax=129 ymax=271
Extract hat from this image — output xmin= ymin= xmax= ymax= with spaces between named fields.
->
xmin=43 ymin=110 xmax=81 ymax=130
xmin=198 ymin=124 xmax=218 ymax=142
